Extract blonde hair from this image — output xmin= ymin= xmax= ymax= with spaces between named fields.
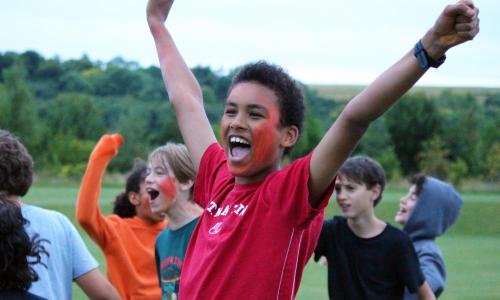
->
xmin=148 ymin=143 xmax=196 ymax=186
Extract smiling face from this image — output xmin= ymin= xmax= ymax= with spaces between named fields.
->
xmin=131 ymin=182 xmax=166 ymax=223
xmin=395 ymin=184 xmax=418 ymax=225
xmin=145 ymin=159 xmax=178 ymax=214
xmin=221 ymin=82 xmax=297 ymax=183
xmin=334 ymin=175 xmax=380 ymax=220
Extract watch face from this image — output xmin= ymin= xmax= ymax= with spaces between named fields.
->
xmin=414 ymin=40 xmax=445 ymax=69
xmin=414 ymin=41 xmax=429 ymax=70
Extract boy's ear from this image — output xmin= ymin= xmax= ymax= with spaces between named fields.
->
xmin=128 ymin=191 xmax=140 ymax=206
xmin=280 ymin=125 xmax=299 ymax=148
xmin=371 ymin=184 xmax=382 ymax=202
xmin=178 ymin=179 xmax=194 ymax=192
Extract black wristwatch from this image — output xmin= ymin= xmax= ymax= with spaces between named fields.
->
xmin=414 ymin=40 xmax=446 ymax=70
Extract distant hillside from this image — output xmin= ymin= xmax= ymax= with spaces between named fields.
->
xmin=310 ymin=84 xmax=500 ymax=102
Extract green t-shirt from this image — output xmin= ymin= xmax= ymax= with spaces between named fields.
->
xmin=155 ymin=217 xmax=199 ymax=300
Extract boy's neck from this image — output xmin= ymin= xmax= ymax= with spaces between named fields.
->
xmin=347 ymin=214 xmax=386 ymax=239
xmin=1 ymin=194 xmax=22 ymax=204
xmin=234 ymin=161 xmax=281 ymax=185
xmin=166 ymin=197 xmax=202 ymax=230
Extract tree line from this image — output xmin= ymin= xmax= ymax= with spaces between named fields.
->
xmin=0 ymin=50 xmax=498 ymax=184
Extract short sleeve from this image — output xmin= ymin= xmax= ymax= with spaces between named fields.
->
xmin=263 ymin=152 xmax=334 ymax=227
xmin=397 ymin=236 xmax=425 ymax=293
xmin=60 ymin=214 xmax=99 ymax=279
xmin=314 ymin=220 xmax=330 ymax=261
xmin=194 ymin=143 xmax=228 ymax=208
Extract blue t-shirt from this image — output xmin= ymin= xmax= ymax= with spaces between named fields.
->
xmin=22 ymin=205 xmax=98 ymax=300
xmin=155 ymin=217 xmax=199 ymax=300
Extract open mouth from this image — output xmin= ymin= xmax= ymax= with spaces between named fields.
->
xmin=229 ymin=136 xmax=251 ymax=160
xmin=338 ymin=203 xmax=350 ymax=211
xmin=147 ymin=188 xmax=160 ymax=201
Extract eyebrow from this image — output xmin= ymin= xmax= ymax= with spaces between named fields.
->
xmin=225 ymin=101 xmax=268 ymax=111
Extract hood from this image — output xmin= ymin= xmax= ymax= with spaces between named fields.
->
xmin=403 ymin=176 xmax=463 ymax=241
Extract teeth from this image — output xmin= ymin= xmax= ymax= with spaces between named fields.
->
xmin=230 ymin=136 xmax=249 ymax=145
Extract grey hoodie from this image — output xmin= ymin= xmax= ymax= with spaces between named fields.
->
xmin=403 ymin=177 xmax=463 ymax=299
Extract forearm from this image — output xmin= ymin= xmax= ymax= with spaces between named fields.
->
xmin=343 ymin=50 xmax=425 ymax=127
xmin=76 ymin=156 xmax=109 ymax=232
xmin=149 ymin=21 xmax=203 ymax=112
xmin=417 ymin=281 xmax=436 ymax=300
xmin=76 ymin=268 xmax=121 ymax=300
xmin=148 ymin=20 xmax=216 ymax=169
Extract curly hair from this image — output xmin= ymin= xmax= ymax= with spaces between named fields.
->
xmin=0 ymin=130 xmax=34 ymax=197
xmin=338 ymin=156 xmax=386 ymax=207
xmin=113 ymin=159 xmax=148 ymax=218
xmin=410 ymin=173 xmax=427 ymax=197
xmin=230 ymin=61 xmax=305 ymax=155
xmin=0 ymin=198 xmax=49 ymax=291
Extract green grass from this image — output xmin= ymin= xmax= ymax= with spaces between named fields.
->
xmin=22 ymin=184 xmax=499 ymax=299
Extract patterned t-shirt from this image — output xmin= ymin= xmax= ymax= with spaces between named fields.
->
xmin=155 ymin=217 xmax=199 ymax=300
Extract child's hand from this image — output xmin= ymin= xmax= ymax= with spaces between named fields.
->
xmin=147 ymin=0 xmax=174 ymax=26
xmin=90 ymin=133 xmax=124 ymax=162
xmin=424 ymin=0 xmax=479 ymax=58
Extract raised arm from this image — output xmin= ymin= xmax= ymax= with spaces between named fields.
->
xmin=76 ymin=134 xmax=123 ymax=243
xmin=147 ymin=0 xmax=217 ymax=170
xmin=308 ymin=1 xmax=479 ymax=206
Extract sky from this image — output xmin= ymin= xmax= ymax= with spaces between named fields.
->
xmin=1 ymin=0 xmax=499 ymax=87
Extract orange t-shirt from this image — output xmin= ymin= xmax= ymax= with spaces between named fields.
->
xmin=81 ymin=212 xmax=167 ymax=300
xmin=77 ymin=134 xmax=167 ymax=299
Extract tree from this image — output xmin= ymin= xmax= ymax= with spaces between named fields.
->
xmin=418 ymin=137 xmax=451 ymax=180
xmin=0 ymin=64 xmax=39 ymax=152
xmin=485 ymin=143 xmax=500 ymax=181
xmin=437 ymin=91 xmax=481 ymax=175
xmin=386 ymin=93 xmax=441 ymax=175
xmin=43 ymin=93 xmax=105 ymax=140
xmin=355 ymin=118 xmax=402 ymax=179
xmin=291 ymin=111 xmax=323 ymax=160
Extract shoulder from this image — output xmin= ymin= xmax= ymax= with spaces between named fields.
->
xmin=22 ymin=205 xmax=73 ymax=226
xmin=156 ymin=227 xmax=172 ymax=241
xmin=382 ymin=223 xmax=413 ymax=246
xmin=385 ymin=223 xmax=410 ymax=239
xmin=321 ymin=216 xmax=346 ymax=234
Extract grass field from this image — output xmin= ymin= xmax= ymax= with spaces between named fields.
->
xmin=23 ymin=184 xmax=500 ymax=299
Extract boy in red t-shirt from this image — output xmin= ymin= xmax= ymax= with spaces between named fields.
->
xmin=145 ymin=0 xmax=479 ymax=298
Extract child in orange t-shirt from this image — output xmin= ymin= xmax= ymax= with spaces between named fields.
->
xmin=77 ymin=134 xmax=168 ymax=300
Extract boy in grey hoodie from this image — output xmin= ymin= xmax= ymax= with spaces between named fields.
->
xmin=395 ymin=174 xmax=463 ymax=298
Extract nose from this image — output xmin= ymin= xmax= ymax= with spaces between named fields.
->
xmin=145 ymin=173 xmax=153 ymax=185
xmin=335 ymin=188 xmax=345 ymax=201
xmin=399 ymin=195 xmax=407 ymax=204
xmin=229 ymin=112 xmax=246 ymax=130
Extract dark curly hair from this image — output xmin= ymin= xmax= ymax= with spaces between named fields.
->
xmin=338 ymin=156 xmax=386 ymax=207
xmin=0 ymin=130 xmax=33 ymax=197
xmin=230 ymin=61 xmax=305 ymax=155
xmin=112 ymin=159 xmax=148 ymax=218
xmin=0 ymin=198 xmax=49 ymax=291
xmin=410 ymin=173 xmax=427 ymax=197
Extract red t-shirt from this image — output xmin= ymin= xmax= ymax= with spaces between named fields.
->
xmin=179 ymin=143 xmax=333 ymax=299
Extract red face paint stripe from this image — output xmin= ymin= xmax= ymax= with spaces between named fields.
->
xmin=159 ymin=177 xmax=177 ymax=200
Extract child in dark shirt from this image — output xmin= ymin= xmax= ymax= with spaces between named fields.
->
xmin=315 ymin=156 xmax=434 ymax=299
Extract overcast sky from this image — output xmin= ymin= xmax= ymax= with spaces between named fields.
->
xmin=1 ymin=0 xmax=499 ymax=86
